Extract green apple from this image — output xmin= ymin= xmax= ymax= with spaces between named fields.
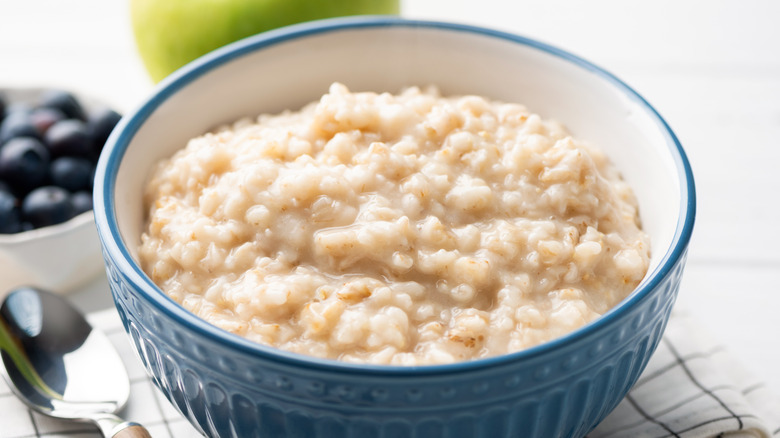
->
xmin=131 ymin=0 xmax=401 ymax=82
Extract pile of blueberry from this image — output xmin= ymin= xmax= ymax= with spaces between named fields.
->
xmin=0 ymin=90 xmax=121 ymax=234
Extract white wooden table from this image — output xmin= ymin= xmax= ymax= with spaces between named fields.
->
xmin=2 ymin=0 xmax=778 ymax=398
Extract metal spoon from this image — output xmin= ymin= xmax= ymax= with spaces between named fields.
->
xmin=0 ymin=286 xmax=151 ymax=438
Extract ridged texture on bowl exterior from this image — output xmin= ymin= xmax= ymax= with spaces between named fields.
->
xmin=103 ymin=245 xmax=687 ymax=438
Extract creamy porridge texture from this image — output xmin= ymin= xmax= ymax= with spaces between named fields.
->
xmin=139 ymin=83 xmax=650 ymax=365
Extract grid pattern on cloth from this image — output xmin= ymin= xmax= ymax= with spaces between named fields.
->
xmin=1 ymin=310 xmax=778 ymax=438
xmin=590 ymin=311 xmax=780 ymax=438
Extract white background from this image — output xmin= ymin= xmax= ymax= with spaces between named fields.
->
xmin=1 ymin=0 xmax=778 ymax=397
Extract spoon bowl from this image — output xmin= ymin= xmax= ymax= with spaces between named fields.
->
xmin=0 ymin=287 xmax=151 ymax=438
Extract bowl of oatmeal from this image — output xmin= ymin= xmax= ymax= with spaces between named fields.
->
xmin=94 ymin=17 xmax=695 ymax=438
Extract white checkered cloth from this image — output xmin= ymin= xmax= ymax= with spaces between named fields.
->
xmin=590 ymin=311 xmax=780 ymax=438
xmin=1 ymin=310 xmax=778 ymax=438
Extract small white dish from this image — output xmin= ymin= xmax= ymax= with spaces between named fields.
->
xmin=0 ymin=87 xmax=107 ymax=296
xmin=0 ymin=210 xmax=103 ymax=295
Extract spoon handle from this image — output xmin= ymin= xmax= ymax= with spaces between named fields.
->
xmin=113 ymin=424 xmax=153 ymax=438
xmin=94 ymin=413 xmax=152 ymax=438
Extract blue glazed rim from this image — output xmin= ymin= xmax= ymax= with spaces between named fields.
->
xmin=94 ymin=16 xmax=696 ymax=377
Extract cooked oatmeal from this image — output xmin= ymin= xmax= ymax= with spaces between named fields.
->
xmin=139 ymin=83 xmax=650 ymax=365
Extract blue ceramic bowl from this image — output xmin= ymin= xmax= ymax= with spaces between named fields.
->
xmin=94 ymin=17 xmax=695 ymax=438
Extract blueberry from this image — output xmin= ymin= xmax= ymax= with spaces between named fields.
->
xmin=49 ymin=157 xmax=93 ymax=192
xmin=0 ymin=137 xmax=51 ymax=192
xmin=44 ymin=119 xmax=91 ymax=158
xmin=0 ymin=93 xmax=6 ymax=120
xmin=0 ymin=111 xmax=42 ymax=145
xmin=21 ymin=186 xmax=75 ymax=228
xmin=0 ymin=188 xmax=21 ymax=234
xmin=70 ymin=190 xmax=92 ymax=215
xmin=30 ymin=107 xmax=66 ymax=135
xmin=4 ymin=102 xmax=33 ymax=116
xmin=86 ymin=107 xmax=122 ymax=157
xmin=38 ymin=90 xmax=86 ymax=121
